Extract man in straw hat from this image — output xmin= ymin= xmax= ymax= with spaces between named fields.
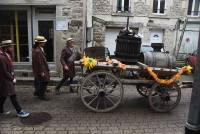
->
xmin=32 ymin=36 xmax=50 ymax=101
xmin=0 ymin=40 xmax=30 ymax=117
xmin=55 ymin=38 xmax=80 ymax=94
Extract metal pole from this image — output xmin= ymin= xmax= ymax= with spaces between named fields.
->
xmin=82 ymin=0 xmax=87 ymax=52
xmin=173 ymin=19 xmax=180 ymax=56
xmin=126 ymin=17 xmax=129 ymax=31
xmin=15 ymin=11 xmax=20 ymax=62
xmin=185 ymin=28 xmax=200 ymax=133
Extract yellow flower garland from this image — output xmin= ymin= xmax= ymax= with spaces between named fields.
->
xmin=146 ymin=66 xmax=193 ymax=85
xmin=80 ymin=56 xmax=97 ymax=69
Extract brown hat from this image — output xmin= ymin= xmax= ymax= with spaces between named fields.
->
xmin=0 ymin=40 xmax=15 ymax=48
xmin=34 ymin=36 xmax=47 ymax=43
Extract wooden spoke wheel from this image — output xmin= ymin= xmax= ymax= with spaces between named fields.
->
xmin=148 ymin=83 xmax=181 ymax=112
xmin=80 ymin=70 xmax=124 ymax=112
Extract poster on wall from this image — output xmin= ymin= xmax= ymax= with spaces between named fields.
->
xmin=56 ymin=17 xmax=69 ymax=30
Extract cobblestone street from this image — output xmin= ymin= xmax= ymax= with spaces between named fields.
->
xmin=0 ymin=76 xmax=192 ymax=134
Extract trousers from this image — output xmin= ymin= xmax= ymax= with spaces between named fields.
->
xmin=34 ymin=76 xmax=48 ymax=97
xmin=55 ymin=76 xmax=73 ymax=91
xmin=0 ymin=95 xmax=22 ymax=113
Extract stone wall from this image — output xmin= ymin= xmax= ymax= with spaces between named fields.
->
xmin=93 ymin=0 xmax=111 ymax=15
xmin=0 ymin=0 xmax=65 ymax=5
xmin=61 ymin=0 xmax=84 ymax=46
xmin=0 ymin=0 xmax=85 ymax=76
xmin=170 ymin=0 xmax=185 ymax=17
xmin=163 ymin=29 xmax=175 ymax=53
xmin=93 ymin=20 xmax=106 ymax=46
xmin=141 ymin=28 xmax=150 ymax=44
xmin=133 ymin=1 xmax=150 ymax=16
xmin=55 ymin=0 xmax=84 ymax=75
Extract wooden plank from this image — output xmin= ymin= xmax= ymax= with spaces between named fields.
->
xmin=121 ymin=79 xmax=154 ymax=85
xmin=75 ymin=60 xmax=179 ymax=74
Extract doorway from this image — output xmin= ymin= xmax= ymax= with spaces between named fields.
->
xmin=33 ymin=6 xmax=56 ymax=62
xmin=38 ymin=21 xmax=54 ymax=62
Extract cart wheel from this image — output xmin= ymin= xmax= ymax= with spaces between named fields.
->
xmin=148 ymin=83 xmax=181 ymax=112
xmin=80 ymin=70 xmax=123 ymax=112
xmin=136 ymin=85 xmax=150 ymax=97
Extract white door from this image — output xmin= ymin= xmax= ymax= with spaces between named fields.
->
xmin=180 ymin=24 xmax=200 ymax=53
xmin=150 ymin=30 xmax=163 ymax=43
xmin=105 ymin=29 xmax=119 ymax=55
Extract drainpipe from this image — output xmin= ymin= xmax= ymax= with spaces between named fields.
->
xmin=173 ymin=19 xmax=180 ymax=56
xmin=82 ymin=0 xmax=87 ymax=53
xmin=185 ymin=28 xmax=200 ymax=134
xmin=15 ymin=11 xmax=20 ymax=62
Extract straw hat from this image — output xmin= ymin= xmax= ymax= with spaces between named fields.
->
xmin=66 ymin=38 xmax=74 ymax=43
xmin=0 ymin=40 xmax=15 ymax=48
xmin=34 ymin=36 xmax=47 ymax=43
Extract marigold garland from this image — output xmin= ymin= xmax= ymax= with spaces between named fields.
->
xmin=146 ymin=65 xmax=193 ymax=85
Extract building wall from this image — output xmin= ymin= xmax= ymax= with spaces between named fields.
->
xmin=93 ymin=0 xmax=111 ymax=15
xmin=56 ymin=0 xmax=84 ymax=74
xmin=0 ymin=0 xmax=65 ymax=5
xmin=91 ymin=0 xmax=189 ymax=54
xmin=0 ymin=0 xmax=85 ymax=75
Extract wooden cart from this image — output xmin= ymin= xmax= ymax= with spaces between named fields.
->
xmin=73 ymin=60 xmax=185 ymax=113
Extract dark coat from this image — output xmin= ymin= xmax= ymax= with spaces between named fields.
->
xmin=0 ymin=52 xmax=16 ymax=97
xmin=60 ymin=46 xmax=76 ymax=78
xmin=32 ymin=47 xmax=50 ymax=81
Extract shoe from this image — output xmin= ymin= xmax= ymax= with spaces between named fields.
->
xmin=0 ymin=111 xmax=11 ymax=115
xmin=17 ymin=111 xmax=30 ymax=118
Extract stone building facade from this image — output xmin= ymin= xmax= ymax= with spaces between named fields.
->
xmin=88 ymin=0 xmax=199 ymax=55
xmin=0 ymin=0 xmax=199 ymax=77
xmin=0 ymin=0 xmax=86 ymax=76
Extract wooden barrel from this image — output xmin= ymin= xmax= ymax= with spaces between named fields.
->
xmin=114 ymin=34 xmax=142 ymax=65
xmin=141 ymin=52 xmax=176 ymax=68
xmin=115 ymin=35 xmax=141 ymax=58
